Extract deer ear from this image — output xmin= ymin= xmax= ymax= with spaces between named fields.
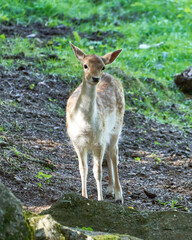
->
xmin=102 ymin=49 xmax=122 ymax=65
xmin=70 ymin=42 xmax=86 ymax=62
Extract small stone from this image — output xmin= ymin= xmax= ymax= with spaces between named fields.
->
xmin=33 ymin=145 xmax=40 ymax=149
xmin=0 ymin=141 xmax=9 ymax=147
xmin=14 ymin=176 xmax=22 ymax=182
xmin=144 ymin=189 xmax=157 ymax=199
xmin=174 ymin=66 xmax=192 ymax=93
xmin=188 ymin=161 xmax=192 ymax=168
xmin=26 ymin=33 xmax=37 ymax=38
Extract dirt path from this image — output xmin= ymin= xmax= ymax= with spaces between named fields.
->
xmin=0 ymin=23 xmax=192 ymax=213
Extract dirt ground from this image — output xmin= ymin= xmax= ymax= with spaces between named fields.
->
xmin=0 ymin=23 xmax=192 ymax=213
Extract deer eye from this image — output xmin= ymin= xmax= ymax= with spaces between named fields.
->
xmin=84 ymin=64 xmax=88 ymax=69
xmin=102 ymin=66 xmax=105 ymax=71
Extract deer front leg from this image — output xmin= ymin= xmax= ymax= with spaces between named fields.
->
xmin=75 ymin=146 xmax=88 ymax=198
xmin=93 ymin=147 xmax=105 ymax=201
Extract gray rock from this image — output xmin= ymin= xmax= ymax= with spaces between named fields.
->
xmin=29 ymin=214 xmax=64 ymax=240
xmin=42 ymin=193 xmax=192 ymax=240
xmin=61 ymin=226 xmax=142 ymax=240
xmin=29 ymin=214 xmax=142 ymax=240
xmin=174 ymin=66 xmax=192 ymax=93
xmin=0 ymin=181 xmax=32 ymax=240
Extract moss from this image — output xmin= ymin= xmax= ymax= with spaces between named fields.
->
xmin=22 ymin=211 xmax=36 ymax=240
xmin=93 ymin=233 xmax=142 ymax=240
xmin=23 ymin=210 xmax=37 ymax=219
xmin=29 ymin=214 xmax=67 ymax=240
xmin=93 ymin=235 xmax=120 ymax=240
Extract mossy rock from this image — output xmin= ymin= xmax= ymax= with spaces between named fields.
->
xmin=0 ymin=181 xmax=32 ymax=240
xmin=29 ymin=214 xmax=65 ymax=240
xmin=42 ymin=193 xmax=192 ymax=240
xmin=174 ymin=66 xmax=192 ymax=93
xmin=29 ymin=214 xmax=141 ymax=240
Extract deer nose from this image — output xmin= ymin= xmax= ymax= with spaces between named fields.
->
xmin=92 ymin=77 xmax=100 ymax=83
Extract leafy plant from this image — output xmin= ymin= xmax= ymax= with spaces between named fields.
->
xmin=0 ymin=125 xmax=5 ymax=132
xmin=152 ymin=153 xmax=162 ymax=164
xmin=171 ymin=199 xmax=178 ymax=209
xmin=36 ymin=171 xmax=52 ymax=181
xmin=82 ymin=227 xmax=93 ymax=231
xmin=35 ymin=171 xmax=52 ymax=188
xmin=73 ymin=31 xmax=81 ymax=43
xmin=158 ymin=198 xmax=186 ymax=210
xmin=158 ymin=199 xmax=168 ymax=207
xmin=13 ymin=147 xmax=21 ymax=156
xmin=30 ymin=84 xmax=35 ymax=90
xmin=47 ymin=102 xmax=65 ymax=118
xmin=0 ymin=34 xmax=6 ymax=41
xmin=134 ymin=157 xmax=141 ymax=162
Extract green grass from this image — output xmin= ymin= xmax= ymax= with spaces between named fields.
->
xmin=0 ymin=0 xmax=192 ymax=128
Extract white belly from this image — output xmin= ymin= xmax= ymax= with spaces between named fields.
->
xmin=67 ymin=110 xmax=117 ymax=149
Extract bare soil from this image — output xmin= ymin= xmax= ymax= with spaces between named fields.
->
xmin=0 ymin=23 xmax=192 ymax=213
xmin=0 ymin=21 xmax=122 ymax=45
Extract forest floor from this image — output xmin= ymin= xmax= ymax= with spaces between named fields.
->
xmin=0 ymin=23 xmax=192 ymax=214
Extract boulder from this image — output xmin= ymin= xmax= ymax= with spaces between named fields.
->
xmin=2 ymin=186 xmax=192 ymax=240
xmin=0 ymin=181 xmax=32 ymax=240
xmin=42 ymin=193 xmax=192 ymax=240
xmin=29 ymin=214 xmax=141 ymax=240
xmin=174 ymin=66 xmax=192 ymax=93
xmin=29 ymin=214 xmax=63 ymax=240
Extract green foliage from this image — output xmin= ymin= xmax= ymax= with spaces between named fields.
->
xmin=158 ymin=199 xmax=168 ymax=206
xmin=30 ymin=84 xmax=35 ymax=90
xmin=151 ymin=153 xmax=162 ymax=164
xmin=0 ymin=125 xmax=5 ymax=132
xmin=82 ymin=226 xmax=93 ymax=231
xmin=73 ymin=31 xmax=81 ymax=43
xmin=35 ymin=171 xmax=52 ymax=188
xmin=0 ymin=0 xmax=192 ymax=129
xmin=171 ymin=199 xmax=178 ymax=209
xmin=35 ymin=171 xmax=52 ymax=180
xmin=134 ymin=157 xmax=141 ymax=162
xmin=158 ymin=198 xmax=187 ymax=210
xmin=0 ymin=34 xmax=6 ymax=41
xmin=47 ymin=101 xmax=65 ymax=118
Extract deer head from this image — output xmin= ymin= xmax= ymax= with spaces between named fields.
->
xmin=70 ymin=42 xmax=122 ymax=85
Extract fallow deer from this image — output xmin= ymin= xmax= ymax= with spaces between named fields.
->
xmin=66 ymin=42 xmax=125 ymax=203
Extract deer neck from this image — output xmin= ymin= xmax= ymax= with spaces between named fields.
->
xmin=74 ymin=79 xmax=97 ymax=122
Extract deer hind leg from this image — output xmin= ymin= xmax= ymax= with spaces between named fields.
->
xmin=92 ymin=146 xmax=105 ymax=201
xmin=105 ymin=150 xmax=115 ymax=196
xmin=108 ymin=135 xmax=123 ymax=203
xmin=74 ymin=146 xmax=88 ymax=198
